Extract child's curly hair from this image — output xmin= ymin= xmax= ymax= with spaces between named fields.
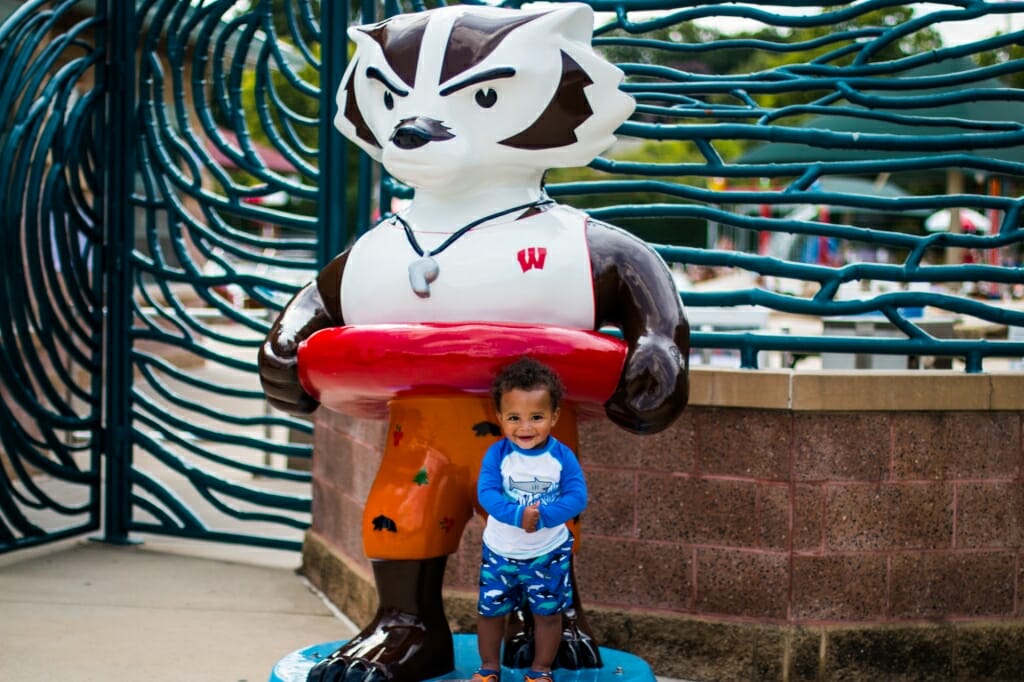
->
xmin=491 ymin=357 xmax=565 ymax=412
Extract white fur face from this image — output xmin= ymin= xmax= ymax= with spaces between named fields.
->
xmin=334 ymin=3 xmax=635 ymax=192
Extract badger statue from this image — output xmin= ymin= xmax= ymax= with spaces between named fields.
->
xmin=259 ymin=3 xmax=690 ymax=681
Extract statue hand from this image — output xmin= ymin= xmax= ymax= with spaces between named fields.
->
xmin=605 ymin=335 xmax=687 ymax=434
xmin=258 ymin=331 xmax=319 ymax=415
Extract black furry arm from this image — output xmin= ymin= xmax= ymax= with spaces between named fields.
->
xmin=587 ymin=220 xmax=690 ymax=433
xmin=258 ymin=252 xmax=348 ymax=415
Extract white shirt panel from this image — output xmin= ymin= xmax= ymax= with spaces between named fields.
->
xmin=340 ymin=205 xmax=595 ymax=328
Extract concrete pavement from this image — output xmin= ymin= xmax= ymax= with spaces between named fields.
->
xmin=0 ymin=537 xmax=689 ymax=682
xmin=0 ymin=535 xmax=356 ymax=682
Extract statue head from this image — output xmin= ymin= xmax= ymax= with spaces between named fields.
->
xmin=334 ymin=3 xmax=635 ymax=191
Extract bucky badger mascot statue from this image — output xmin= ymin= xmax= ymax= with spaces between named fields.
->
xmin=260 ymin=3 xmax=689 ymax=681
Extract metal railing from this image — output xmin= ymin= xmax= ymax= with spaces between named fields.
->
xmin=2 ymin=0 xmax=1021 ymax=553
xmin=0 ymin=0 xmax=104 ymax=551
xmin=575 ymin=0 xmax=1024 ymax=371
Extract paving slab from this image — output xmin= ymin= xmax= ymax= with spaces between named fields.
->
xmin=0 ymin=538 xmax=356 ymax=682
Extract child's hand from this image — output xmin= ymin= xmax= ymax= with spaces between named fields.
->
xmin=521 ymin=503 xmax=540 ymax=533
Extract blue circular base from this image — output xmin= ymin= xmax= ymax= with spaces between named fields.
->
xmin=269 ymin=634 xmax=655 ymax=682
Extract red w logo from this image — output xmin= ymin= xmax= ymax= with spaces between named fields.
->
xmin=517 ymin=247 xmax=547 ymax=272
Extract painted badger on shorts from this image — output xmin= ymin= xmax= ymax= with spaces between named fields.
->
xmin=259 ymin=4 xmax=689 ymax=681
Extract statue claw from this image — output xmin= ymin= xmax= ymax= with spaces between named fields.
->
xmin=556 ymin=608 xmax=603 ymax=670
xmin=304 ymin=607 xmax=452 ymax=682
xmin=502 ymin=607 xmax=602 ymax=671
xmin=502 ymin=617 xmax=535 ymax=669
xmin=306 ymin=656 xmax=388 ymax=682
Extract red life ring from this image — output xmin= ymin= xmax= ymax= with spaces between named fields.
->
xmin=297 ymin=322 xmax=627 ymax=419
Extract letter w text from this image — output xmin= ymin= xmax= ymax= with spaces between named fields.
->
xmin=517 ymin=247 xmax=547 ymax=272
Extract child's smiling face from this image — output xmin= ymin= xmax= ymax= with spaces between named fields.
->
xmin=496 ymin=387 xmax=560 ymax=450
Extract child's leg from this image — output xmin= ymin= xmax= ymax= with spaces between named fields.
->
xmin=530 ymin=612 xmax=562 ymax=672
xmin=476 ymin=614 xmax=505 ymax=672
xmin=521 ymin=536 xmax=575 ymax=675
xmin=477 ymin=543 xmax=520 ymax=676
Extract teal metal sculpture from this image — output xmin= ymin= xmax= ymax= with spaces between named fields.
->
xmin=1 ymin=0 xmax=1022 ymax=558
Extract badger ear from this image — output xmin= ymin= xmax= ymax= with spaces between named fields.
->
xmin=346 ymin=22 xmax=374 ymax=44
xmin=530 ymin=2 xmax=595 ymax=44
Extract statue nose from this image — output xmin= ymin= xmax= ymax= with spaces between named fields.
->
xmin=389 ymin=117 xmax=454 ymax=150
xmin=391 ymin=125 xmax=432 ymax=150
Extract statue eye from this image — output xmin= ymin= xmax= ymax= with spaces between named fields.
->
xmin=475 ymin=88 xmax=497 ymax=108
xmin=384 ymin=91 xmax=394 ymax=110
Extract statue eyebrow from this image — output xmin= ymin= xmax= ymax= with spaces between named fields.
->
xmin=439 ymin=67 xmax=516 ymax=97
xmin=366 ymin=66 xmax=409 ymax=97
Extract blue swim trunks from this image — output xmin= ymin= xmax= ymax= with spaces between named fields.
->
xmin=477 ymin=536 xmax=574 ymax=617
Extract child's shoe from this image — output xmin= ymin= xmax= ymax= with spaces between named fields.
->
xmin=523 ymin=671 xmax=554 ymax=682
xmin=472 ymin=669 xmax=501 ymax=682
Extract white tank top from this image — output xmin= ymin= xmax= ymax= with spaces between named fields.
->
xmin=340 ymin=205 xmax=596 ymax=328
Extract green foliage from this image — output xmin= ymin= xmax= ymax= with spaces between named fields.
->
xmin=975 ymin=39 xmax=1024 ymax=89
xmin=599 ymin=7 xmax=945 ymax=125
xmin=741 ymin=7 xmax=943 ymax=112
xmin=560 ymin=7 xmax=951 ymax=247
xmin=230 ymin=0 xmax=364 ymax=228
xmin=239 ymin=56 xmax=319 ymax=151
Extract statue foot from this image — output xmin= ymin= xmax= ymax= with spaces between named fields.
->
xmin=307 ymin=654 xmax=387 ymax=682
xmin=306 ymin=608 xmax=454 ymax=682
xmin=305 ymin=557 xmax=453 ymax=682
xmin=502 ymin=607 xmax=603 ymax=671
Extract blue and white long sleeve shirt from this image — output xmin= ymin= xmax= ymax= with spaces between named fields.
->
xmin=477 ymin=436 xmax=588 ymax=560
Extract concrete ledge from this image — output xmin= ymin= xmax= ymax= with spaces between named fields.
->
xmin=690 ymin=368 xmax=1024 ymax=411
xmin=301 ymin=531 xmax=1024 ymax=681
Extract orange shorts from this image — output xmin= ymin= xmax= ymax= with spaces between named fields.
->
xmin=362 ymin=396 xmax=579 ymax=560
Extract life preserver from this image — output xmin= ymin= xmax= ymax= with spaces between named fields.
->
xmin=297 ymin=322 xmax=627 ymax=419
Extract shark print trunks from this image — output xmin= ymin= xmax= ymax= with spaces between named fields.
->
xmin=477 ymin=535 xmax=574 ymax=617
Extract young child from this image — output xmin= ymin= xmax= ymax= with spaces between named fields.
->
xmin=473 ymin=357 xmax=588 ymax=682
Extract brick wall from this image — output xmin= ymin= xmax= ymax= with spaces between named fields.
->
xmin=304 ymin=369 xmax=1024 ymax=679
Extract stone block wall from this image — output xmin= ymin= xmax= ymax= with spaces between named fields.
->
xmin=304 ymin=369 xmax=1024 ymax=680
